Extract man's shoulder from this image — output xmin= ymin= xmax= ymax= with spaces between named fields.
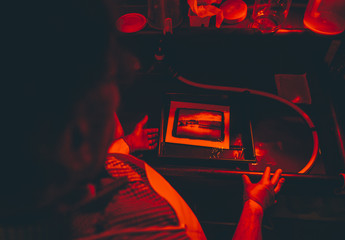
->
xmin=106 ymin=153 xmax=146 ymax=168
xmin=105 ymin=153 xmax=147 ymax=181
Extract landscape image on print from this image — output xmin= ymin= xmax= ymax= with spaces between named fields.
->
xmin=173 ymin=108 xmax=224 ymax=142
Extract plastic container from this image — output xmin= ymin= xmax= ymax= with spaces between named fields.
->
xmin=303 ymin=0 xmax=345 ymax=35
xmin=188 ymin=8 xmax=211 ymax=27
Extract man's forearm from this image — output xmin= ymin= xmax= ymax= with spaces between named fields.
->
xmin=232 ymin=200 xmax=264 ymax=240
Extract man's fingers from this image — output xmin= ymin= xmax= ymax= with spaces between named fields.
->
xmin=262 ymin=166 xmax=271 ymax=183
xmin=274 ymin=178 xmax=285 ymax=194
xmin=271 ymin=168 xmax=282 ymax=186
xmin=242 ymin=174 xmax=252 ymax=187
xmin=146 ymin=128 xmax=159 ymax=134
xmin=148 ymin=134 xmax=158 ymax=140
xmin=149 ymin=142 xmax=158 ymax=150
xmin=148 ymin=133 xmax=158 ymax=139
xmin=148 ymin=139 xmax=158 ymax=145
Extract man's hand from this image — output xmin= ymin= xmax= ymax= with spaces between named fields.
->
xmin=124 ymin=115 xmax=159 ymax=153
xmin=242 ymin=167 xmax=285 ymax=210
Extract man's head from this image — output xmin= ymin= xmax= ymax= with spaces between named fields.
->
xmin=2 ymin=0 xmax=123 ymax=215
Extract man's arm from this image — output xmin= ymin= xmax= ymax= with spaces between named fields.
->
xmin=233 ymin=167 xmax=285 ymax=240
xmin=232 ymin=200 xmax=263 ymax=240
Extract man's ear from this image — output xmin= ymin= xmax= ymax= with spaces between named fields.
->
xmin=58 ymin=116 xmax=93 ymax=174
xmin=55 ymin=82 xmax=118 ymax=184
xmin=58 ymin=83 xmax=118 ymax=178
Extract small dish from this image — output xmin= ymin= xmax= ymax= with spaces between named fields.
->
xmin=116 ymin=13 xmax=147 ymax=33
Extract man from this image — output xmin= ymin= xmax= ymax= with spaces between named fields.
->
xmin=2 ymin=0 xmax=284 ymax=239
xmin=2 ymin=0 xmax=119 ymax=238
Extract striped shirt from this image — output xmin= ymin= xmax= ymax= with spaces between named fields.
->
xmin=72 ymin=154 xmax=206 ymax=239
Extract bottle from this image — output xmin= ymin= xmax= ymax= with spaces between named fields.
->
xmin=147 ymin=0 xmax=183 ymax=30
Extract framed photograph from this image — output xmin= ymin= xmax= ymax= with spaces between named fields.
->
xmin=158 ymin=93 xmax=256 ymax=166
xmin=165 ymin=101 xmax=230 ymax=149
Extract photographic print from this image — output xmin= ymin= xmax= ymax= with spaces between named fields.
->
xmin=173 ymin=108 xmax=224 ymax=141
xmin=165 ymin=101 xmax=230 ymax=149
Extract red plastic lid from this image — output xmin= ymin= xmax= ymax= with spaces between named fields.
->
xmin=116 ymin=13 xmax=147 ymax=33
xmin=220 ymin=0 xmax=247 ymax=24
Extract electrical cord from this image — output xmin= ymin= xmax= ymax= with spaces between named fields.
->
xmin=172 ymin=72 xmax=319 ymax=174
